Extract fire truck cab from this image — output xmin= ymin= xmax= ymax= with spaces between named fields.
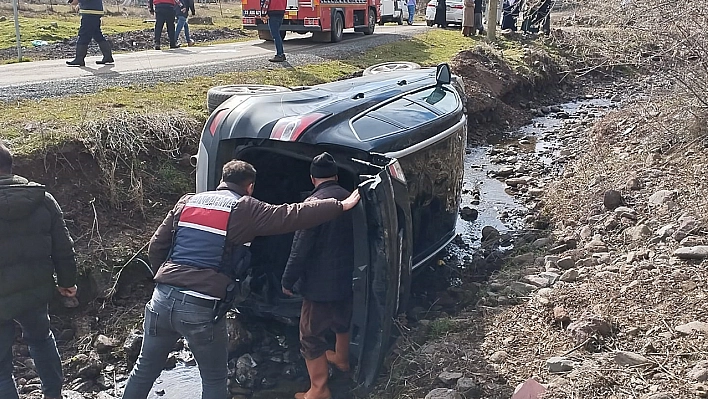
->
xmin=242 ymin=0 xmax=380 ymax=43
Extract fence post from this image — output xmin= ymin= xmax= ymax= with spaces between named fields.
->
xmin=13 ymin=0 xmax=22 ymax=62
xmin=487 ymin=0 xmax=497 ymax=41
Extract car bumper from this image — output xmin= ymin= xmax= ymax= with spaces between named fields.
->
xmin=242 ymin=19 xmax=323 ymax=32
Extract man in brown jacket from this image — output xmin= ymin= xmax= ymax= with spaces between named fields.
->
xmin=121 ymin=159 xmax=360 ymax=399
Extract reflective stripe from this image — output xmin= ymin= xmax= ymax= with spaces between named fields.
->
xmin=80 ymin=9 xmax=105 ymax=14
xmin=176 ymin=221 xmax=227 ymax=236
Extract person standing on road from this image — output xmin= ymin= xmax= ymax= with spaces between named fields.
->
xmin=120 ymin=160 xmax=360 ymax=399
xmin=434 ymin=0 xmax=447 ymax=28
xmin=149 ymin=0 xmax=179 ymax=50
xmin=407 ymin=0 xmax=416 ymax=25
xmin=0 ymin=143 xmax=78 ymax=399
xmin=66 ymin=0 xmax=114 ymax=66
xmin=281 ymin=153 xmax=355 ymax=399
xmin=260 ymin=0 xmax=287 ymax=62
xmin=175 ymin=0 xmax=196 ymax=46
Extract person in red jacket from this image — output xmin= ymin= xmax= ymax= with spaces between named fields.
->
xmin=260 ymin=0 xmax=287 ymax=62
xmin=149 ymin=0 xmax=179 ymax=50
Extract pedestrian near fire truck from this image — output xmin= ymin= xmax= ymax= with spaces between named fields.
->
xmin=260 ymin=0 xmax=287 ymax=62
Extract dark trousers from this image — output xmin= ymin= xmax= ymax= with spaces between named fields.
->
xmin=299 ymin=298 xmax=352 ymax=360
xmin=154 ymin=4 xmax=177 ymax=47
xmin=0 ymin=306 xmax=64 ymax=399
xmin=77 ymin=14 xmax=106 ymax=45
xmin=267 ymin=12 xmax=285 ymax=56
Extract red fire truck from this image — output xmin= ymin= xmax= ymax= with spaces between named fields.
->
xmin=241 ymin=0 xmax=380 ymax=43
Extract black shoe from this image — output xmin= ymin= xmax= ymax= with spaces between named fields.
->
xmin=170 ymin=43 xmax=180 ymax=49
xmin=96 ymin=41 xmax=114 ymax=64
xmin=269 ymin=54 xmax=286 ymax=62
xmin=155 ymin=46 xmax=161 ymax=50
xmin=66 ymin=44 xmax=89 ymax=67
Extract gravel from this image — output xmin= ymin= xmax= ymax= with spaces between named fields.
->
xmin=0 ymin=27 xmax=427 ymax=102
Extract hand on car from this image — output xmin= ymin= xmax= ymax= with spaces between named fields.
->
xmin=282 ymin=287 xmax=293 ymax=296
xmin=341 ymin=189 xmax=361 ymax=211
xmin=58 ymin=286 xmax=77 ymax=298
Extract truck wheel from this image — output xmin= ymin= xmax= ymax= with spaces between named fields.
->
xmin=363 ymin=61 xmax=421 ymax=76
xmin=331 ymin=12 xmax=344 ymax=43
xmin=258 ymin=30 xmax=274 ymax=41
xmin=206 ymin=84 xmax=290 ymax=113
xmin=362 ymin=8 xmax=376 ymax=35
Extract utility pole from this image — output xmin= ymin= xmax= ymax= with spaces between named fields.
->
xmin=487 ymin=0 xmax=498 ymax=41
xmin=13 ymin=0 xmax=22 ymax=62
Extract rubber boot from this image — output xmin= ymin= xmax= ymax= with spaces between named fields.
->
xmin=96 ymin=41 xmax=114 ymax=64
xmin=325 ymin=333 xmax=350 ymax=372
xmin=294 ymin=355 xmax=331 ymax=399
xmin=66 ymin=44 xmax=89 ymax=67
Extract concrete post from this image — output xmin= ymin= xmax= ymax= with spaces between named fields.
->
xmin=487 ymin=0 xmax=498 ymax=41
xmin=13 ymin=0 xmax=22 ymax=62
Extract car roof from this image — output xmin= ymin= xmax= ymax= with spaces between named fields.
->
xmin=212 ymin=67 xmax=463 ymax=154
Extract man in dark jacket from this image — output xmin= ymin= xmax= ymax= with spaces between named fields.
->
xmin=121 ymin=159 xmax=360 ymax=399
xmin=0 ymin=143 xmax=78 ymax=399
xmin=149 ymin=0 xmax=179 ymax=50
xmin=66 ymin=0 xmax=114 ymax=66
xmin=260 ymin=0 xmax=287 ymax=62
xmin=282 ymin=153 xmax=354 ymax=399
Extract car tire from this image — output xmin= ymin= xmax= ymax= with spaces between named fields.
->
xmin=362 ymin=8 xmax=376 ymax=35
xmin=362 ymin=61 xmax=422 ymax=76
xmin=426 ymin=20 xmax=434 ymax=26
xmin=331 ymin=12 xmax=344 ymax=43
xmin=206 ymin=84 xmax=291 ymax=113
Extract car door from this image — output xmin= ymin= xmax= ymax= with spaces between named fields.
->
xmin=349 ymin=160 xmax=412 ymax=393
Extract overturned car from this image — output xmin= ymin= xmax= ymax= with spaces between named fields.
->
xmin=195 ymin=62 xmax=467 ymax=391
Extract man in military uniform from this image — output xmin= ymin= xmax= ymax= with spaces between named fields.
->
xmin=121 ymin=159 xmax=360 ymax=399
xmin=0 ymin=142 xmax=78 ymax=399
xmin=66 ymin=0 xmax=114 ymax=66
xmin=282 ymin=153 xmax=355 ymax=399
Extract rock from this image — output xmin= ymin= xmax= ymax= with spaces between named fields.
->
xmin=532 ymin=237 xmax=553 ymax=248
xmin=489 ymin=351 xmax=508 ymax=363
xmin=226 ymin=315 xmax=253 ymax=355
xmin=189 ymin=16 xmax=214 ymax=25
xmin=460 ymin=207 xmax=479 ymax=221
xmin=553 ymin=306 xmax=571 ymax=324
xmin=689 ymin=361 xmax=708 ymax=382
xmin=438 ymin=371 xmax=464 ymax=385
xmin=579 ymin=225 xmax=592 ymax=240
xmin=556 ymin=257 xmax=575 ymax=270
xmin=425 ymin=388 xmax=462 ymax=399
xmin=513 ymin=253 xmax=535 ymax=265
xmin=234 ymin=354 xmax=258 ymax=388
xmin=625 ymin=224 xmax=652 ymax=241
xmin=512 ymin=378 xmax=547 ymax=399
xmin=546 ymin=357 xmax=574 ymax=372
xmin=614 ymin=351 xmax=652 ymax=366
xmin=455 ymin=377 xmax=477 ymax=396
xmin=603 ymin=190 xmax=623 ymax=210
xmin=697 ymin=383 xmax=708 ymax=398
xmin=674 ymin=216 xmax=701 ymax=241
xmin=614 ymin=206 xmax=637 ymax=220
xmin=560 ymin=269 xmax=579 ymax=282
xmin=566 ymin=314 xmax=612 ymax=344
xmin=627 ymin=177 xmax=641 ymax=190
xmin=481 ymin=226 xmax=500 ymax=242
xmin=506 ymin=177 xmax=530 ymax=186
xmin=0 ymin=16 xmax=7 ymax=22
xmin=495 ymin=166 xmax=515 ymax=177
xmin=673 ymin=246 xmax=708 ymax=260
xmin=96 ymin=392 xmax=115 ymax=399
xmin=539 ymin=271 xmax=560 ymax=285
xmin=509 ymin=282 xmax=538 ymax=296
xmin=648 ymin=190 xmax=675 ymax=206
xmin=94 ymin=335 xmax=117 ymax=354
xmin=675 ymin=321 xmax=708 ymax=335
xmin=62 ymin=391 xmax=86 ymax=399
xmin=524 ymin=275 xmax=551 ymax=288
xmin=645 ymin=394 xmax=673 ymax=399
xmin=528 ymin=188 xmax=544 ymax=197
xmin=123 ymin=331 xmax=143 ymax=362
xmin=585 ymin=235 xmax=608 ymax=252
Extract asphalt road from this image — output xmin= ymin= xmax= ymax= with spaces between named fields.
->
xmin=0 ymin=24 xmax=427 ymax=101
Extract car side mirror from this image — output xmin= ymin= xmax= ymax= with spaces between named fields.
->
xmin=436 ymin=63 xmax=452 ymax=86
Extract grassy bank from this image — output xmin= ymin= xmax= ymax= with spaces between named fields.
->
xmin=2 ymin=29 xmax=530 ymax=156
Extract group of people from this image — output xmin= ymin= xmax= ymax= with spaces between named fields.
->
xmin=66 ymin=0 xmax=197 ymax=67
xmin=433 ymin=0 xmax=485 ymax=36
xmin=0 ymin=139 xmax=360 ymax=399
xmin=501 ymin=0 xmax=553 ymax=34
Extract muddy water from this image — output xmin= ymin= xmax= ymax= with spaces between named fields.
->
xmin=146 ymin=98 xmax=614 ymax=399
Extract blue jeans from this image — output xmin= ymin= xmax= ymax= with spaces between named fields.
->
xmin=268 ymin=13 xmax=285 ymax=56
xmin=0 ymin=306 xmax=63 ymax=399
xmin=175 ymin=15 xmax=191 ymax=43
xmin=407 ymin=4 xmax=415 ymax=24
xmin=121 ymin=285 xmax=228 ymax=399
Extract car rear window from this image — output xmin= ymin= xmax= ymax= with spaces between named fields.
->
xmin=406 ymin=87 xmax=459 ymax=115
xmin=352 ymin=115 xmax=401 ymax=139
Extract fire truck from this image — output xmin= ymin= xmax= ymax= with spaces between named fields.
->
xmin=241 ymin=0 xmax=380 ymax=43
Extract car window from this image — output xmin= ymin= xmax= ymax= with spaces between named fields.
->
xmin=352 ymin=115 xmax=401 ymax=140
xmin=370 ymin=99 xmax=438 ymax=127
xmin=406 ymin=87 xmax=459 ymax=115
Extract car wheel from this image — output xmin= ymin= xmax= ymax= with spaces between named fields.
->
xmin=426 ymin=20 xmax=434 ymax=26
xmin=362 ymin=8 xmax=376 ymax=35
xmin=362 ymin=61 xmax=422 ymax=76
xmin=331 ymin=12 xmax=344 ymax=43
xmin=206 ymin=84 xmax=291 ymax=113
xmin=258 ymin=30 xmax=274 ymax=41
